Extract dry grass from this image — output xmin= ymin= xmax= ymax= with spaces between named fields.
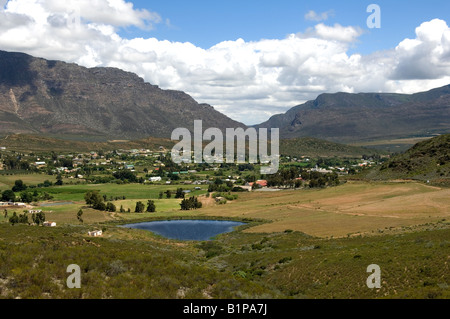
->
xmin=196 ymin=181 xmax=450 ymax=238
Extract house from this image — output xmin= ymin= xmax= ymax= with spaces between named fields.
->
xmin=150 ymin=176 xmax=162 ymax=182
xmin=34 ymin=162 xmax=47 ymax=168
xmin=249 ymin=180 xmax=268 ymax=188
xmin=88 ymin=230 xmax=103 ymax=237
xmin=43 ymin=221 xmax=57 ymax=227
xmin=28 ymin=210 xmax=43 ymax=214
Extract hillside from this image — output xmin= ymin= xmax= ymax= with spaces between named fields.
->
xmin=0 ymin=50 xmax=244 ymax=140
xmin=279 ymin=137 xmax=384 ymax=158
xmin=0 ymin=133 xmax=382 ymax=159
xmin=256 ymin=86 xmax=450 ymax=144
xmin=0 ymin=134 xmax=175 ymax=153
xmin=364 ymin=134 xmax=450 ymax=184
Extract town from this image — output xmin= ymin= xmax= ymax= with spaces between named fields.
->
xmin=0 ymin=143 xmax=386 ymax=229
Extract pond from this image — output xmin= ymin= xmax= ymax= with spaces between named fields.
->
xmin=120 ymin=220 xmax=246 ymax=241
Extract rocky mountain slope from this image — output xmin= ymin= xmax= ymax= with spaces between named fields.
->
xmin=256 ymin=85 xmax=450 ymax=143
xmin=0 ymin=50 xmax=245 ymax=140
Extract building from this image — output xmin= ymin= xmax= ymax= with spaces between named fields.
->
xmin=237 ymin=185 xmax=252 ymax=192
xmin=43 ymin=221 xmax=57 ymax=227
xmin=28 ymin=210 xmax=43 ymax=214
xmin=88 ymin=230 xmax=103 ymax=237
xmin=150 ymin=176 xmax=162 ymax=182
xmin=249 ymin=180 xmax=268 ymax=188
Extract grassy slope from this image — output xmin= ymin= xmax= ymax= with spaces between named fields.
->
xmin=0 ymin=134 xmax=175 ymax=152
xmin=363 ymin=134 xmax=450 ymax=185
xmin=0 ymin=220 xmax=448 ymax=299
xmin=280 ymin=137 xmax=385 ymax=158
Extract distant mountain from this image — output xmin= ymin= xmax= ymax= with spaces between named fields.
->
xmin=363 ymin=134 xmax=450 ymax=185
xmin=0 ymin=50 xmax=245 ymax=140
xmin=256 ymin=86 xmax=450 ymax=143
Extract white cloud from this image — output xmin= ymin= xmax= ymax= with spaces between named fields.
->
xmin=390 ymin=19 xmax=450 ymax=80
xmin=298 ymin=23 xmax=364 ymax=43
xmin=0 ymin=1 xmax=449 ymax=125
xmin=305 ymin=10 xmax=334 ymax=22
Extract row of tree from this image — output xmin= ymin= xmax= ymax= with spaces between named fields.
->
xmin=180 ymin=197 xmax=202 ymax=211
xmin=9 ymin=211 xmax=46 ymax=226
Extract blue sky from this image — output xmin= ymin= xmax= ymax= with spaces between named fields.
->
xmin=1 ymin=0 xmax=450 ymax=124
xmin=124 ymin=0 xmax=450 ymax=54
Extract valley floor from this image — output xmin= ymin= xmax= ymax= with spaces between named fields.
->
xmin=0 ymin=180 xmax=449 ymax=299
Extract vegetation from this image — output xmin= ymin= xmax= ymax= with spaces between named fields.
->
xmin=0 ymin=134 xmax=448 ymax=300
xmin=362 ymin=134 xmax=450 ymax=186
xmin=180 ymin=197 xmax=202 ymax=211
xmin=0 ymin=221 xmax=448 ymax=299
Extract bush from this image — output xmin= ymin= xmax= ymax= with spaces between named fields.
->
xmin=146 ymin=200 xmax=156 ymax=213
xmin=135 ymin=201 xmax=145 ymax=213
xmin=106 ymin=202 xmax=116 ymax=213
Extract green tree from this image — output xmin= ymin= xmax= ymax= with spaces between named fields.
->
xmin=84 ymin=191 xmax=105 ymax=210
xmin=55 ymin=174 xmax=63 ymax=186
xmin=9 ymin=212 xmax=19 ymax=226
xmin=19 ymin=212 xmax=29 ymax=224
xmin=120 ymin=205 xmax=125 ymax=213
xmin=175 ymin=188 xmax=185 ymax=199
xmin=146 ymin=200 xmax=156 ymax=213
xmin=2 ymin=190 xmax=16 ymax=202
xmin=12 ymin=180 xmax=27 ymax=192
xmin=135 ymin=201 xmax=145 ymax=213
xmin=180 ymin=197 xmax=202 ymax=211
xmin=20 ymin=191 xmax=33 ymax=204
xmin=159 ymin=191 xmax=163 ymax=200
xmin=32 ymin=212 xmax=46 ymax=226
xmin=106 ymin=202 xmax=116 ymax=212
xmin=77 ymin=209 xmax=84 ymax=224
xmin=165 ymin=190 xmax=172 ymax=199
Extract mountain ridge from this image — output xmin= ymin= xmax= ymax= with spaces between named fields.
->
xmin=256 ymin=85 xmax=450 ymax=143
xmin=0 ymin=50 xmax=245 ymax=140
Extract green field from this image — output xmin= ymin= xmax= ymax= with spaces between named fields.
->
xmin=1 ymin=173 xmax=449 ymax=299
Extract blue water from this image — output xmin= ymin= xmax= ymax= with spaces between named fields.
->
xmin=120 ymin=220 xmax=246 ymax=241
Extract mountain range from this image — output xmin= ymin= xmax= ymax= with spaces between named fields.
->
xmin=0 ymin=50 xmax=243 ymax=140
xmin=0 ymin=49 xmax=449 ymax=144
xmin=256 ymin=86 xmax=450 ymax=143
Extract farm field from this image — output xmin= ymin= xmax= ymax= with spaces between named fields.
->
xmin=195 ymin=181 xmax=450 ymax=238
xmin=1 ymin=175 xmax=449 ymax=299
xmin=1 ymin=178 xmax=447 ymax=239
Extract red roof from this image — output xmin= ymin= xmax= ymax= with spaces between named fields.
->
xmin=250 ymin=180 xmax=268 ymax=187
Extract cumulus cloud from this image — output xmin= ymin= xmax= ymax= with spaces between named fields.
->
xmin=298 ymin=23 xmax=364 ymax=43
xmin=0 ymin=0 xmax=449 ymax=125
xmin=305 ymin=10 xmax=334 ymax=22
xmin=390 ymin=19 xmax=450 ymax=80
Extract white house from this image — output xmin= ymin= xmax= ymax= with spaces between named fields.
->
xmin=88 ymin=230 xmax=103 ymax=237
xmin=150 ymin=176 xmax=162 ymax=182
xmin=43 ymin=221 xmax=56 ymax=227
